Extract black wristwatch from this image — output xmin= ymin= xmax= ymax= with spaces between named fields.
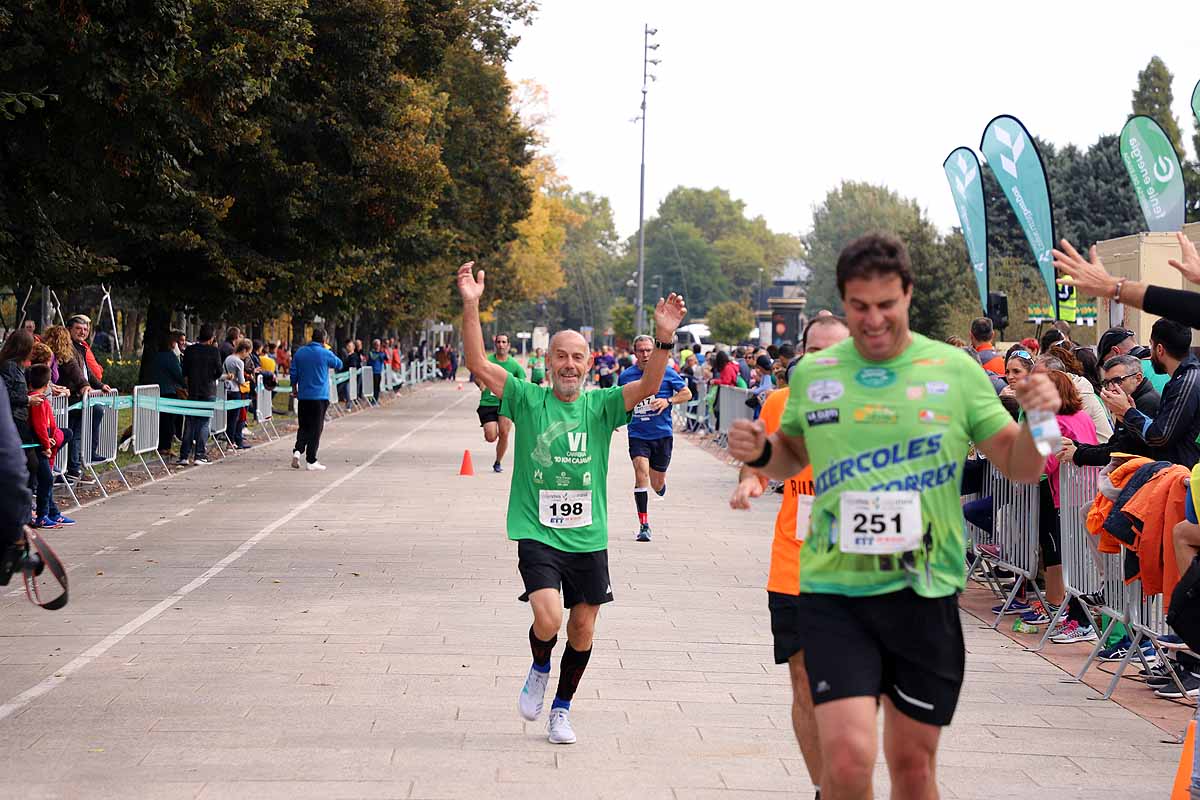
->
xmin=655 ymin=340 xmax=673 ymax=350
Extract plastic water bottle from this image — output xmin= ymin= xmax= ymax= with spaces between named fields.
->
xmin=1026 ymin=408 xmax=1062 ymax=457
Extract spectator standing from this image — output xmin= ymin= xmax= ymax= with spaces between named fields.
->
xmin=1097 ymin=326 xmax=1136 ymax=364
xmin=369 ymin=339 xmax=386 ymax=398
xmin=179 ymin=324 xmax=222 ymax=466
xmin=290 ymin=329 xmax=343 ymax=471
xmin=1102 ymin=318 xmax=1200 ymax=467
xmin=153 ymin=331 xmax=186 ymax=457
xmin=0 ymin=331 xmax=38 ymax=495
xmin=1062 ymin=354 xmax=1160 ymax=466
xmin=448 ymin=344 xmax=459 ymax=381
xmin=0 ymin=378 xmax=32 ymax=550
xmin=274 ymin=341 xmax=291 ymax=375
xmin=26 ymin=365 xmax=73 ymax=528
xmin=389 ymin=338 xmax=404 ymax=389
xmin=64 ymin=315 xmax=110 ymax=479
xmin=21 ymin=319 xmax=39 ymax=341
xmin=219 ymin=326 xmax=241 ymax=360
xmin=1042 ymin=345 xmax=1113 ymax=443
xmin=969 ymin=317 xmax=1005 ymax=376
xmin=224 ymin=339 xmax=252 ymax=450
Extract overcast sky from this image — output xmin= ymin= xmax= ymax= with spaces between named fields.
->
xmin=506 ymin=1 xmax=1200 ymax=245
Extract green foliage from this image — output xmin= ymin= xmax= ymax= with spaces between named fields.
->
xmin=804 ymin=182 xmax=922 ymax=314
xmin=622 ymin=186 xmax=800 ymax=317
xmin=1132 ymin=56 xmax=1185 ymax=161
xmin=608 ymin=299 xmax=635 ymax=344
xmin=707 ymin=300 xmax=756 ymax=345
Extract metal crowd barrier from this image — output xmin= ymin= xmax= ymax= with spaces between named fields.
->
xmin=1030 ymin=463 xmax=1103 ymax=650
xmin=979 ymin=462 xmax=1044 ymax=628
xmin=131 ymin=385 xmax=169 ymax=480
xmin=361 ymin=364 xmax=375 ymax=405
xmin=676 ymin=378 xmax=710 ymax=434
xmin=209 ymin=382 xmax=233 ymax=453
xmin=347 ymin=366 xmax=360 ymax=409
xmin=326 ymin=369 xmax=343 ymax=418
xmin=80 ymin=389 xmax=130 ymax=498
xmin=255 ymin=375 xmax=279 ymax=439
xmin=50 ymin=393 xmax=79 ymax=509
xmin=714 ymin=385 xmax=756 ymax=447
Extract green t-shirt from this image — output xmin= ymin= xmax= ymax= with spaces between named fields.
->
xmin=780 ymin=333 xmax=1012 ymax=598
xmin=499 ymin=374 xmax=630 ymax=552
xmin=480 ymin=353 xmax=525 ymax=407
xmin=529 ymin=355 xmax=546 ymax=380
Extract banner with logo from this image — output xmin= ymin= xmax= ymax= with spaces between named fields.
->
xmin=1193 ymin=79 xmax=1200 ymax=132
xmin=1120 ymin=115 xmax=1186 ymax=232
xmin=942 ymin=147 xmax=988 ymax=314
xmin=980 ymin=115 xmax=1058 ymax=316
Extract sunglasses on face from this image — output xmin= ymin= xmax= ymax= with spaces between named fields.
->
xmin=1100 ymin=373 xmax=1138 ymax=388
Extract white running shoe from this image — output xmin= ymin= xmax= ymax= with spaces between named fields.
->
xmin=291 ymin=451 xmax=301 ymax=469
xmin=518 ymin=665 xmax=550 ymax=721
xmin=547 ymin=707 xmax=576 ymax=744
xmin=306 ymin=461 xmax=327 ymax=471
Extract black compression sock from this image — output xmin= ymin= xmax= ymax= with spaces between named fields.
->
xmin=553 ymin=643 xmax=592 ymax=706
xmin=529 ymin=626 xmax=557 ymax=671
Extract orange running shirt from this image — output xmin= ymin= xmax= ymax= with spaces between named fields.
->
xmin=759 ymin=387 xmax=813 ymax=595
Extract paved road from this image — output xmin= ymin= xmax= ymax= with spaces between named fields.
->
xmin=0 ymin=383 xmax=1180 ymax=798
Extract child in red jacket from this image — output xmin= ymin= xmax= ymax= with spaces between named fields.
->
xmin=27 ymin=365 xmax=74 ymax=528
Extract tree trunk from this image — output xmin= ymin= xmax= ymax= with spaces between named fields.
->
xmin=290 ymin=314 xmax=306 ymax=349
xmin=138 ymin=300 xmax=172 ymax=385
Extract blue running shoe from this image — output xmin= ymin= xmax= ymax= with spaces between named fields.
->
xmin=636 ymin=524 xmax=651 ymax=542
xmin=52 ymin=514 xmax=76 ymax=526
xmin=654 ymin=485 xmax=666 ymax=497
xmin=991 ymin=599 xmax=1031 ymax=616
xmin=493 ymin=461 xmax=503 ymax=473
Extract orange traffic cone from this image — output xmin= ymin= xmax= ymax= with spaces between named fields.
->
xmin=1171 ymin=720 xmax=1196 ymax=798
xmin=459 ymin=450 xmax=474 ymax=476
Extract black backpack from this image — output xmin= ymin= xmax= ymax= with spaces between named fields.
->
xmin=1167 ymin=555 xmax=1200 ymax=652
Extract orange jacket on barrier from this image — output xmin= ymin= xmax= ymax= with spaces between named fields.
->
xmin=1086 ymin=457 xmax=1152 ymax=553
xmin=1121 ymin=465 xmax=1190 ymax=600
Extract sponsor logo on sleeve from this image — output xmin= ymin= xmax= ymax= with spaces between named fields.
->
xmin=906 ymin=385 xmax=925 ymax=400
xmin=813 ymin=357 xmax=839 ymax=366
xmin=807 ymin=379 xmax=844 ymax=403
xmin=925 ymin=381 xmax=950 ymax=396
xmin=805 ymin=408 xmax=840 ymax=427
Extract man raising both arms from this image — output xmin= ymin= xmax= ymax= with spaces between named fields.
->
xmin=458 ymin=261 xmax=686 ymax=745
xmin=729 ymin=314 xmax=849 ymax=800
xmin=476 ymin=333 xmax=525 ymax=473
xmin=618 ymin=335 xmax=691 ymax=542
xmin=728 ymin=233 xmax=1059 ymax=800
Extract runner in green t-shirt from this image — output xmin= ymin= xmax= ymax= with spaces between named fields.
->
xmin=728 ymin=233 xmax=1061 ymax=800
xmin=528 ymin=348 xmax=547 ymax=385
xmin=458 ymin=259 xmax=687 ymax=746
xmin=475 ymin=334 xmax=525 ymax=473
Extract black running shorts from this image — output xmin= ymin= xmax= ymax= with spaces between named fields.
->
xmin=795 ymin=589 xmax=965 ymax=727
xmin=768 ymin=591 xmax=806 ymax=664
xmin=476 ymin=405 xmax=500 ymax=427
xmin=517 ymin=539 xmax=614 ymax=608
xmin=628 ymin=436 xmax=673 ymax=473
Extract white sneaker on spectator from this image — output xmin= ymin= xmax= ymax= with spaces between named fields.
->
xmin=291 ymin=451 xmax=301 ymax=469
xmin=306 ymin=461 xmax=327 ymax=471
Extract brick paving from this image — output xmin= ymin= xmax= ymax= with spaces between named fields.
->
xmin=0 ymin=382 xmax=1181 ymax=798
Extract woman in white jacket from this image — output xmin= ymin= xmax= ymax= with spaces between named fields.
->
xmin=1041 ymin=345 xmax=1113 ymax=443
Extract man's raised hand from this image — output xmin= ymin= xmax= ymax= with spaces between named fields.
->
xmin=457 ymin=261 xmax=484 ymax=304
xmin=654 ymin=293 xmax=687 ymax=339
xmin=1169 ymin=232 xmax=1200 ymax=284
xmin=1051 ymin=239 xmax=1118 ymax=298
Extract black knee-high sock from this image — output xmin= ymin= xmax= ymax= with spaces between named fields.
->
xmin=529 ymin=626 xmax=557 ymax=671
xmin=634 ymin=487 xmax=648 ymax=525
xmin=553 ymin=643 xmax=592 ymax=709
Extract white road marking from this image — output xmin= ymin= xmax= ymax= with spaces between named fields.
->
xmin=125 ymin=530 xmax=147 ymax=541
xmin=0 ymin=395 xmax=463 ymax=722
xmin=151 ymin=519 xmax=171 ymax=527
xmin=175 ymin=508 xmax=193 ymax=517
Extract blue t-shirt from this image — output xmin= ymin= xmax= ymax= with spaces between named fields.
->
xmin=618 ymin=365 xmax=685 ymax=440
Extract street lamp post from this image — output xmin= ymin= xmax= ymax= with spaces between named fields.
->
xmin=634 ymin=24 xmax=659 ymax=336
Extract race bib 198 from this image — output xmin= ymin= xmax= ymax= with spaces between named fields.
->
xmin=539 ymin=490 xmax=593 ymax=529
xmin=838 ymin=491 xmax=922 ymax=554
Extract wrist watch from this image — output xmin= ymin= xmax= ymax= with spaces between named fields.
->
xmin=655 ymin=340 xmax=673 ymax=350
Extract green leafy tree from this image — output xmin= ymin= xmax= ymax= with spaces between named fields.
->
xmin=1132 ymin=56 xmax=1185 ymax=161
xmin=804 ymin=182 xmax=921 ymax=314
xmin=707 ymin=300 xmax=755 ymax=345
xmin=608 ymin=299 xmax=635 ymax=344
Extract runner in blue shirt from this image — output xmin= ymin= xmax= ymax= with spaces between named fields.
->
xmin=617 ymin=335 xmax=692 ymax=541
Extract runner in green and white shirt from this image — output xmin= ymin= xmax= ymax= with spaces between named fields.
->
xmin=475 ymin=334 xmax=525 ymax=473
xmin=458 ymin=260 xmax=687 ymax=746
xmin=728 ymin=233 xmax=1061 ymax=800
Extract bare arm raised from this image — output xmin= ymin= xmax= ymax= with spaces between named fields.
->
xmin=620 ymin=294 xmax=688 ymax=412
xmin=457 ymin=262 xmax=512 ymax=400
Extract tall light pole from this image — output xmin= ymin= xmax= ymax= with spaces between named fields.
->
xmin=634 ymin=24 xmax=659 ymax=335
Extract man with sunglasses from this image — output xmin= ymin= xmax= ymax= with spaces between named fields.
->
xmin=476 ymin=333 xmax=526 ymax=473
xmin=1060 ymin=356 xmax=1161 ymax=466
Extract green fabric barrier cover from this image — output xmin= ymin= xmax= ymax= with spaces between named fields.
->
xmin=333 ymin=371 xmax=351 ymax=386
